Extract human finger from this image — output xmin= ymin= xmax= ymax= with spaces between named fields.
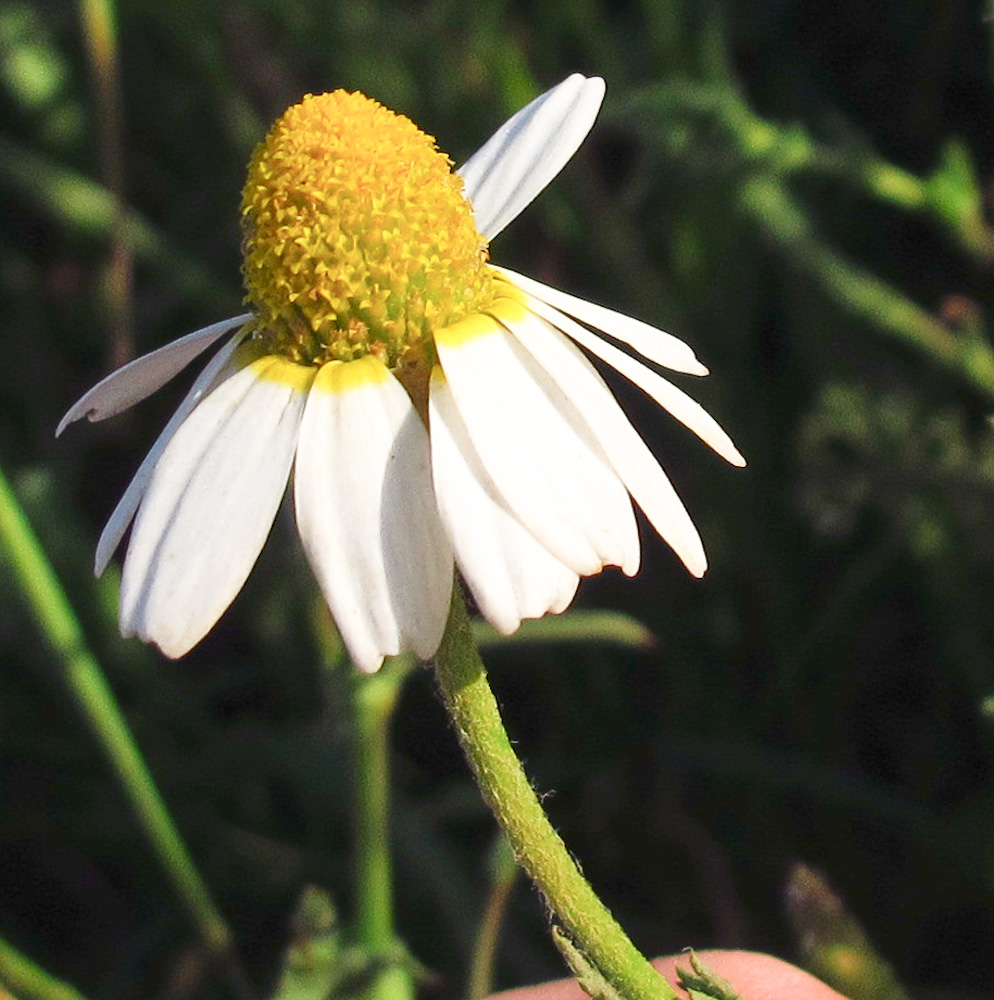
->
xmin=489 ymin=949 xmax=849 ymax=1000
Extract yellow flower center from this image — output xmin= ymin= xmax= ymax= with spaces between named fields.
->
xmin=239 ymin=90 xmax=495 ymax=375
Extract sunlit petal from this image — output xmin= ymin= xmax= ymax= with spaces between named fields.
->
xmin=119 ymin=352 xmax=313 ymax=657
xmin=434 ymin=312 xmax=639 ymax=577
xmin=494 ymin=297 xmax=708 ymax=577
xmin=429 ymin=366 xmax=579 ymax=633
xmin=294 ymin=357 xmax=453 ymax=672
xmin=507 ymin=285 xmax=745 ymax=467
xmin=95 ymin=332 xmax=247 ymax=575
xmin=495 ymin=268 xmax=708 ymax=376
xmin=458 ymin=75 xmax=605 ymax=241
xmin=57 ymin=314 xmax=251 ymax=435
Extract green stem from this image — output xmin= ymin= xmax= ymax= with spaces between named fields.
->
xmin=78 ymin=0 xmax=134 ymax=368
xmin=351 ymin=660 xmax=414 ymax=1000
xmin=0 ymin=935 xmax=90 ymax=1000
xmin=432 ymin=589 xmax=678 ymax=1000
xmin=466 ymin=835 xmax=518 ymax=1000
xmin=0 ymin=463 xmax=249 ymax=998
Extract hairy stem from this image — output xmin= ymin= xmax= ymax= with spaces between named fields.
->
xmin=432 ymin=589 xmax=677 ymax=1000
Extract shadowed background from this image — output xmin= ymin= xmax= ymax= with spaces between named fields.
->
xmin=2 ymin=1 xmax=994 ymax=998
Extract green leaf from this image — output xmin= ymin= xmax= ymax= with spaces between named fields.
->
xmin=271 ymin=887 xmax=342 ymax=1000
xmin=676 ymin=951 xmax=741 ymax=1000
xmin=551 ymin=927 xmax=628 ymax=1000
xmin=471 ymin=611 xmax=655 ymax=651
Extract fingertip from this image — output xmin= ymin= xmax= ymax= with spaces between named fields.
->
xmin=652 ymin=951 xmax=850 ymax=1000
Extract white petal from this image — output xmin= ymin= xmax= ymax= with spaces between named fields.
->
xmin=495 ymin=268 xmax=708 ymax=376
xmin=294 ymin=357 xmax=453 ymax=673
xmin=57 ymin=314 xmax=252 ymax=435
xmin=491 ymin=297 xmax=708 ymax=578
xmin=95 ymin=331 xmax=247 ymax=575
xmin=119 ymin=351 xmax=313 ymax=657
xmin=458 ymin=74 xmax=605 ymax=241
xmin=429 ymin=367 xmax=579 ymax=633
xmin=433 ymin=313 xmax=639 ymax=577
xmin=511 ymin=288 xmax=745 ymax=467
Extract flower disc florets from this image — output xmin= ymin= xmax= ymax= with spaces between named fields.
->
xmin=240 ymin=90 xmax=495 ymax=371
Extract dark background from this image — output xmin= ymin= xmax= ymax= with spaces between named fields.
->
xmin=3 ymin=0 xmax=994 ymax=997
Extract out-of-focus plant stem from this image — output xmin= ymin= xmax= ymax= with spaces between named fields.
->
xmin=466 ymin=835 xmax=518 ymax=1000
xmin=0 ymin=935 xmax=90 ymax=1000
xmin=0 ymin=135 xmax=228 ymax=306
xmin=0 ymin=462 xmax=250 ymax=999
xmin=433 ymin=588 xmax=680 ymax=1000
xmin=612 ymin=81 xmax=993 ymax=262
xmin=78 ymin=0 xmax=133 ymax=368
xmin=786 ymin=864 xmax=914 ymax=1000
xmin=740 ymin=176 xmax=994 ymax=403
xmin=351 ymin=658 xmax=415 ymax=1000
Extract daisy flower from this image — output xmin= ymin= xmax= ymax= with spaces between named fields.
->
xmin=59 ymin=74 xmax=744 ymax=672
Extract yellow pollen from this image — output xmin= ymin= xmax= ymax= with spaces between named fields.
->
xmin=240 ymin=90 xmax=495 ymax=371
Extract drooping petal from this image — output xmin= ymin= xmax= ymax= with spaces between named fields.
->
xmin=495 ymin=268 xmax=708 ymax=376
xmin=433 ymin=312 xmax=639 ymax=578
xmin=508 ymin=286 xmax=745 ymax=467
xmin=294 ymin=356 xmax=453 ymax=673
xmin=491 ymin=296 xmax=708 ymax=578
xmin=57 ymin=314 xmax=251 ymax=435
xmin=429 ymin=367 xmax=579 ymax=633
xmin=119 ymin=350 xmax=313 ymax=657
xmin=458 ymin=75 xmax=605 ymax=242
xmin=95 ymin=331 xmax=247 ymax=575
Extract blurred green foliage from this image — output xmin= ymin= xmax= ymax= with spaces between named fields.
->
xmin=3 ymin=0 xmax=994 ymax=998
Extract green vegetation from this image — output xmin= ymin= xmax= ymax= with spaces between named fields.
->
xmin=2 ymin=1 xmax=993 ymax=998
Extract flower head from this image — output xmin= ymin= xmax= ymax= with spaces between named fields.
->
xmin=240 ymin=90 xmax=493 ymax=375
xmin=59 ymin=75 xmax=744 ymax=672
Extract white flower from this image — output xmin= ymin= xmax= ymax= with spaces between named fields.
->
xmin=59 ymin=74 xmax=744 ymax=672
